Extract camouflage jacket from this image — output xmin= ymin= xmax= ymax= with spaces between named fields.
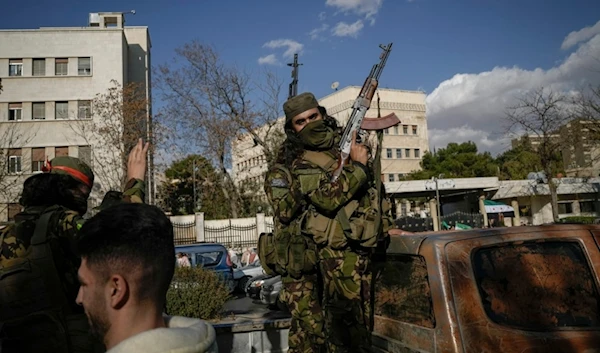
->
xmin=0 ymin=178 xmax=146 ymax=313
xmin=264 ymin=164 xmax=304 ymax=225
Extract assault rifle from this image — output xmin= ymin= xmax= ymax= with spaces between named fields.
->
xmin=331 ymin=43 xmax=400 ymax=182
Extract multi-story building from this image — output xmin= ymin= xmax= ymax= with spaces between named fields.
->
xmin=0 ymin=12 xmax=153 ymax=221
xmin=231 ymin=86 xmax=428 ymax=193
xmin=510 ymin=119 xmax=600 ymax=178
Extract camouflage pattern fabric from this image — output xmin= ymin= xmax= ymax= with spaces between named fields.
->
xmin=319 ymin=247 xmax=372 ymax=353
xmin=280 ymin=274 xmax=326 ymax=353
xmin=264 ymin=165 xmax=304 ymax=225
xmin=0 ymin=178 xmax=145 ymax=353
xmin=291 ymin=151 xmax=369 ymax=216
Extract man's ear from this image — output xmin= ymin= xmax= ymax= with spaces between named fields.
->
xmin=106 ymin=274 xmax=129 ymax=309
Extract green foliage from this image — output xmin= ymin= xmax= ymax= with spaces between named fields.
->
xmin=496 ymin=136 xmax=563 ymax=180
xmin=166 ymin=267 xmax=231 ymax=320
xmin=405 ymin=141 xmax=498 ymax=180
xmin=558 ymin=216 xmax=597 ymax=224
xmin=159 ymin=154 xmax=232 ymax=218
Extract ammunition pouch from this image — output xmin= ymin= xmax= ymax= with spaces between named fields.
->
xmin=257 ymin=218 xmax=319 ymax=279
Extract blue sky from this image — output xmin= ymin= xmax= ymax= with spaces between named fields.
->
xmin=4 ymin=0 xmax=600 ymax=154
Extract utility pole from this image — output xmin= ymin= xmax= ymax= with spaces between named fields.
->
xmin=192 ymin=158 xmax=197 ymax=212
xmin=434 ymin=173 xmax=445 ymax=228
xmin=287 ymin=53 xmax=302 ymax=99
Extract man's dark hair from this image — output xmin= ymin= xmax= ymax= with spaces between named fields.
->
xmin=20 ymin=173 xmax=89 ymax=213
xmin=77 ymin=203 xmax=175 ymax=307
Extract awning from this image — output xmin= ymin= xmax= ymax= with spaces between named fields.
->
xmin=484 ymin=200 xmax=514 ymax=213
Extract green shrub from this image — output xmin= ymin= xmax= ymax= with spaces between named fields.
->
xmin=558 ymin=216 xmax=597 ymax=224
xmin=166 ymin=267 xmax=231 ymax=320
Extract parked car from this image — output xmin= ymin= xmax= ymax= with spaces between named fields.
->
xmin=245 ymin=274 xmax=272 ymax=299
xmin=371 ymin=225 xmax=600 ymax=353
xmin=233 ymin=259 xmax=266 ymax=292
xmin=174 ymin=243 xmax=236 ymax=293
xmin=257 ymin=275 xmax=286 ymax=311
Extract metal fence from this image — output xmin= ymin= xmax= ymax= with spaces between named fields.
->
xmin=440 ymin=211 xmax=484 ymax=229
xmin=173 ymin=221 xmax=196 ymax=245
xmin=395 ymin=216 xmax=434 ymax=232
xmin=265 ymin=221 xmax=274 ymax=233
xmin=205 ymin=223 xmax=258 ymax=249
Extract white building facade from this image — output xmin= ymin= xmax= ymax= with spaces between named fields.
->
xmin=0 ymin=12 xmax=152 ymax=221
xmin=231 ymin=86 xmax=428 ymax=191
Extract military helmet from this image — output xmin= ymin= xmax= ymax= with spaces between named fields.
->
xmin=43 ymin=156 xmax=94 ymax=188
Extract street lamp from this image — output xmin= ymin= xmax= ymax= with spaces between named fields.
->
xmin=435 ymin=173 xmax=445 ymax=229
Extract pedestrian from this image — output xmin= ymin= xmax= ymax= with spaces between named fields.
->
xmin=0 ymin=138 xmax=149 ymax=353
xmin=284 ymin=92 xmax=392 ymax=353
xmin=177 ymin=252 xmax=191 ymax=267
xmin=75 ymin=203 xmax=218 ymax=353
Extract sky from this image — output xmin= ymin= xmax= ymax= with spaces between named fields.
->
xmin=4 ymin=0 xmax=600 ymax=156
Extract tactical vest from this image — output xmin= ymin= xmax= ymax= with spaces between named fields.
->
xmin=0 ymin=205 xmax=72 ymax=353
xmin=295 ymin=150 xmax=392 ymax=250
xmin=258 ymin=164 xmax=318 ymax=279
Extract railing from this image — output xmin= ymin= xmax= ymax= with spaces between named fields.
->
xmin=173 ymin=221 xmax=196 ymax=245
xmin=440 ymin=211 xmax=484 ymax=229
xmin=205 ymin=223 xmax=258 ymax=249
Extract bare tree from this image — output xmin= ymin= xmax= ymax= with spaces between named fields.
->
xmin=156 ymin=41 xmax=285 ymax=218
xmin=505 ymin=87 xmax=569 ymax=222
xmin=70 ymin=80 xmax=156 ymax=196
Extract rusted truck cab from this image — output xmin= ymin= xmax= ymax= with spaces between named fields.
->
xmin=372 ymin=225 xmax=600 ymax=353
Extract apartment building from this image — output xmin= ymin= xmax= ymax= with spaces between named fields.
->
xmin=0 ymin=12 xmax=152 ymax=221
xmin=231 ymin=86 xmax=428 ymax=192
xmin=511 ymin=119 xmax=600 ymax=178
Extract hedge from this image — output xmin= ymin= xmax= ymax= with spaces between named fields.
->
xmin=166 ymin=267 xmax=231 ymax=320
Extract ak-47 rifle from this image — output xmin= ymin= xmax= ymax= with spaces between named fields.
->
xmin=331 ymin=43 xmax=399 ymax=182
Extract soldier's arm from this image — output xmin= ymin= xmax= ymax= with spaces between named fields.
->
xmin=122 ymin=178 xmax=146 ymax=203
xmin=304 ymin=161 xmax=370 ymax=214
xmin=264 ymin=168 xmax=303 ymax=225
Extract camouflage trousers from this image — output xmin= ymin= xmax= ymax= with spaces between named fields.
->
xmin=319 ymin=247 xmax=372 ymax=353
xmin=280 ymin=273 xmax=326 ymax=353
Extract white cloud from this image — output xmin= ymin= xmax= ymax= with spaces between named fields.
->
xmin=426 ymin=28 xmax=600 ymax=155
xmin=262 ymin=39 xmax=304 ymax=59
xmin=310 ymin=24 xmax=330 ymax=40
xmin=258 ymin=54 xmax=280 ymax=66
xmin=319 ymin=11 xmax=327 ymax=21
xmin=562 ymin=19 xmax=600 ymax=50
xmin=325 ymin=0 xmax=383 ymax=19
xmin=332 ymin=20 xmax=364 ymax=38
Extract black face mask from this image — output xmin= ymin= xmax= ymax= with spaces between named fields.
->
xmin=297 ymin=119 xmax=335 ymax=150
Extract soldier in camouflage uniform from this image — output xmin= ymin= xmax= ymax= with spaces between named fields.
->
xmin=0 ymin=139 xmax=149 ymax=353
xmin=264 ymin=159 xmax=325 ymax=353
xmin=282 ymin=92 xmax=392 ymax=353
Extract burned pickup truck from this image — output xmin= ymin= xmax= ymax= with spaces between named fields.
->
xmin=372 ymin=225 xmax=600 ymax=353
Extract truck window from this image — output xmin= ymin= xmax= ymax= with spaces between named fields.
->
xmin=374 ymin=254 xmax=435 ymax=328
xmin=474 ymin=241 xmax=600 ymax=329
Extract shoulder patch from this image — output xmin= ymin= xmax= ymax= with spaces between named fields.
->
xmin=271 ymin=178 xmax=289 ymax=188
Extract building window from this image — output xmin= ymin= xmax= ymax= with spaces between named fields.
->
xmin=384 ymin=128 xmax=389 ymax=135
xmin=403 ymin=125 xmax=408 ymax=134
xmin=32 ymin=102 xmax=45 ymax=120
xmin=78 ymin=57 xmax=91 ymax=75
xmin=415 ymin=149 xmax=421 ymax=158
xmin=405 ymin=148 xmax=411 ymax=158
xmin=580 ymin=201 xmax=597 ymax=213
xmin=8 ymin=103 xmax=22 ymax=121
xmin=386 ymin=148 xmax=392 ymax=159
xmin=398 ymin=173 xmax=405 ymax=180
xmin=393 ymin=125 xmax=399 ymax=135
xmin=55 ymin=101 xmax=69 ymax=120
xmin=79 ymin=146 xmax=92 ymax=166
xmin=77 ymin=100 xmax=92 ymax=119
xmin=31 ymin=147 xmax=45 ymax=172
xmin=55 ymin=146 xmax=69 ymax=157
xmin=7 ymin=203 xmax=21 ymax=221
xmin=389 ymin=174 xmax=395 ymax=182
xmin=8 ymin=149 xmax=22 ymax=174
xmin=9 ymin=59 xmax=22 ymax=77
xmin=32 ymin=58 xmax=46 ymax=76
xmin=396 ymin=148 xmax=402 ymax=159
xmin=558 ymin=202 xmax=573 ymax=215
xmin=412 ymin=125 xmax=418 ymax=135
xmin=55 ymin=58 xmax=68 ymax=76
